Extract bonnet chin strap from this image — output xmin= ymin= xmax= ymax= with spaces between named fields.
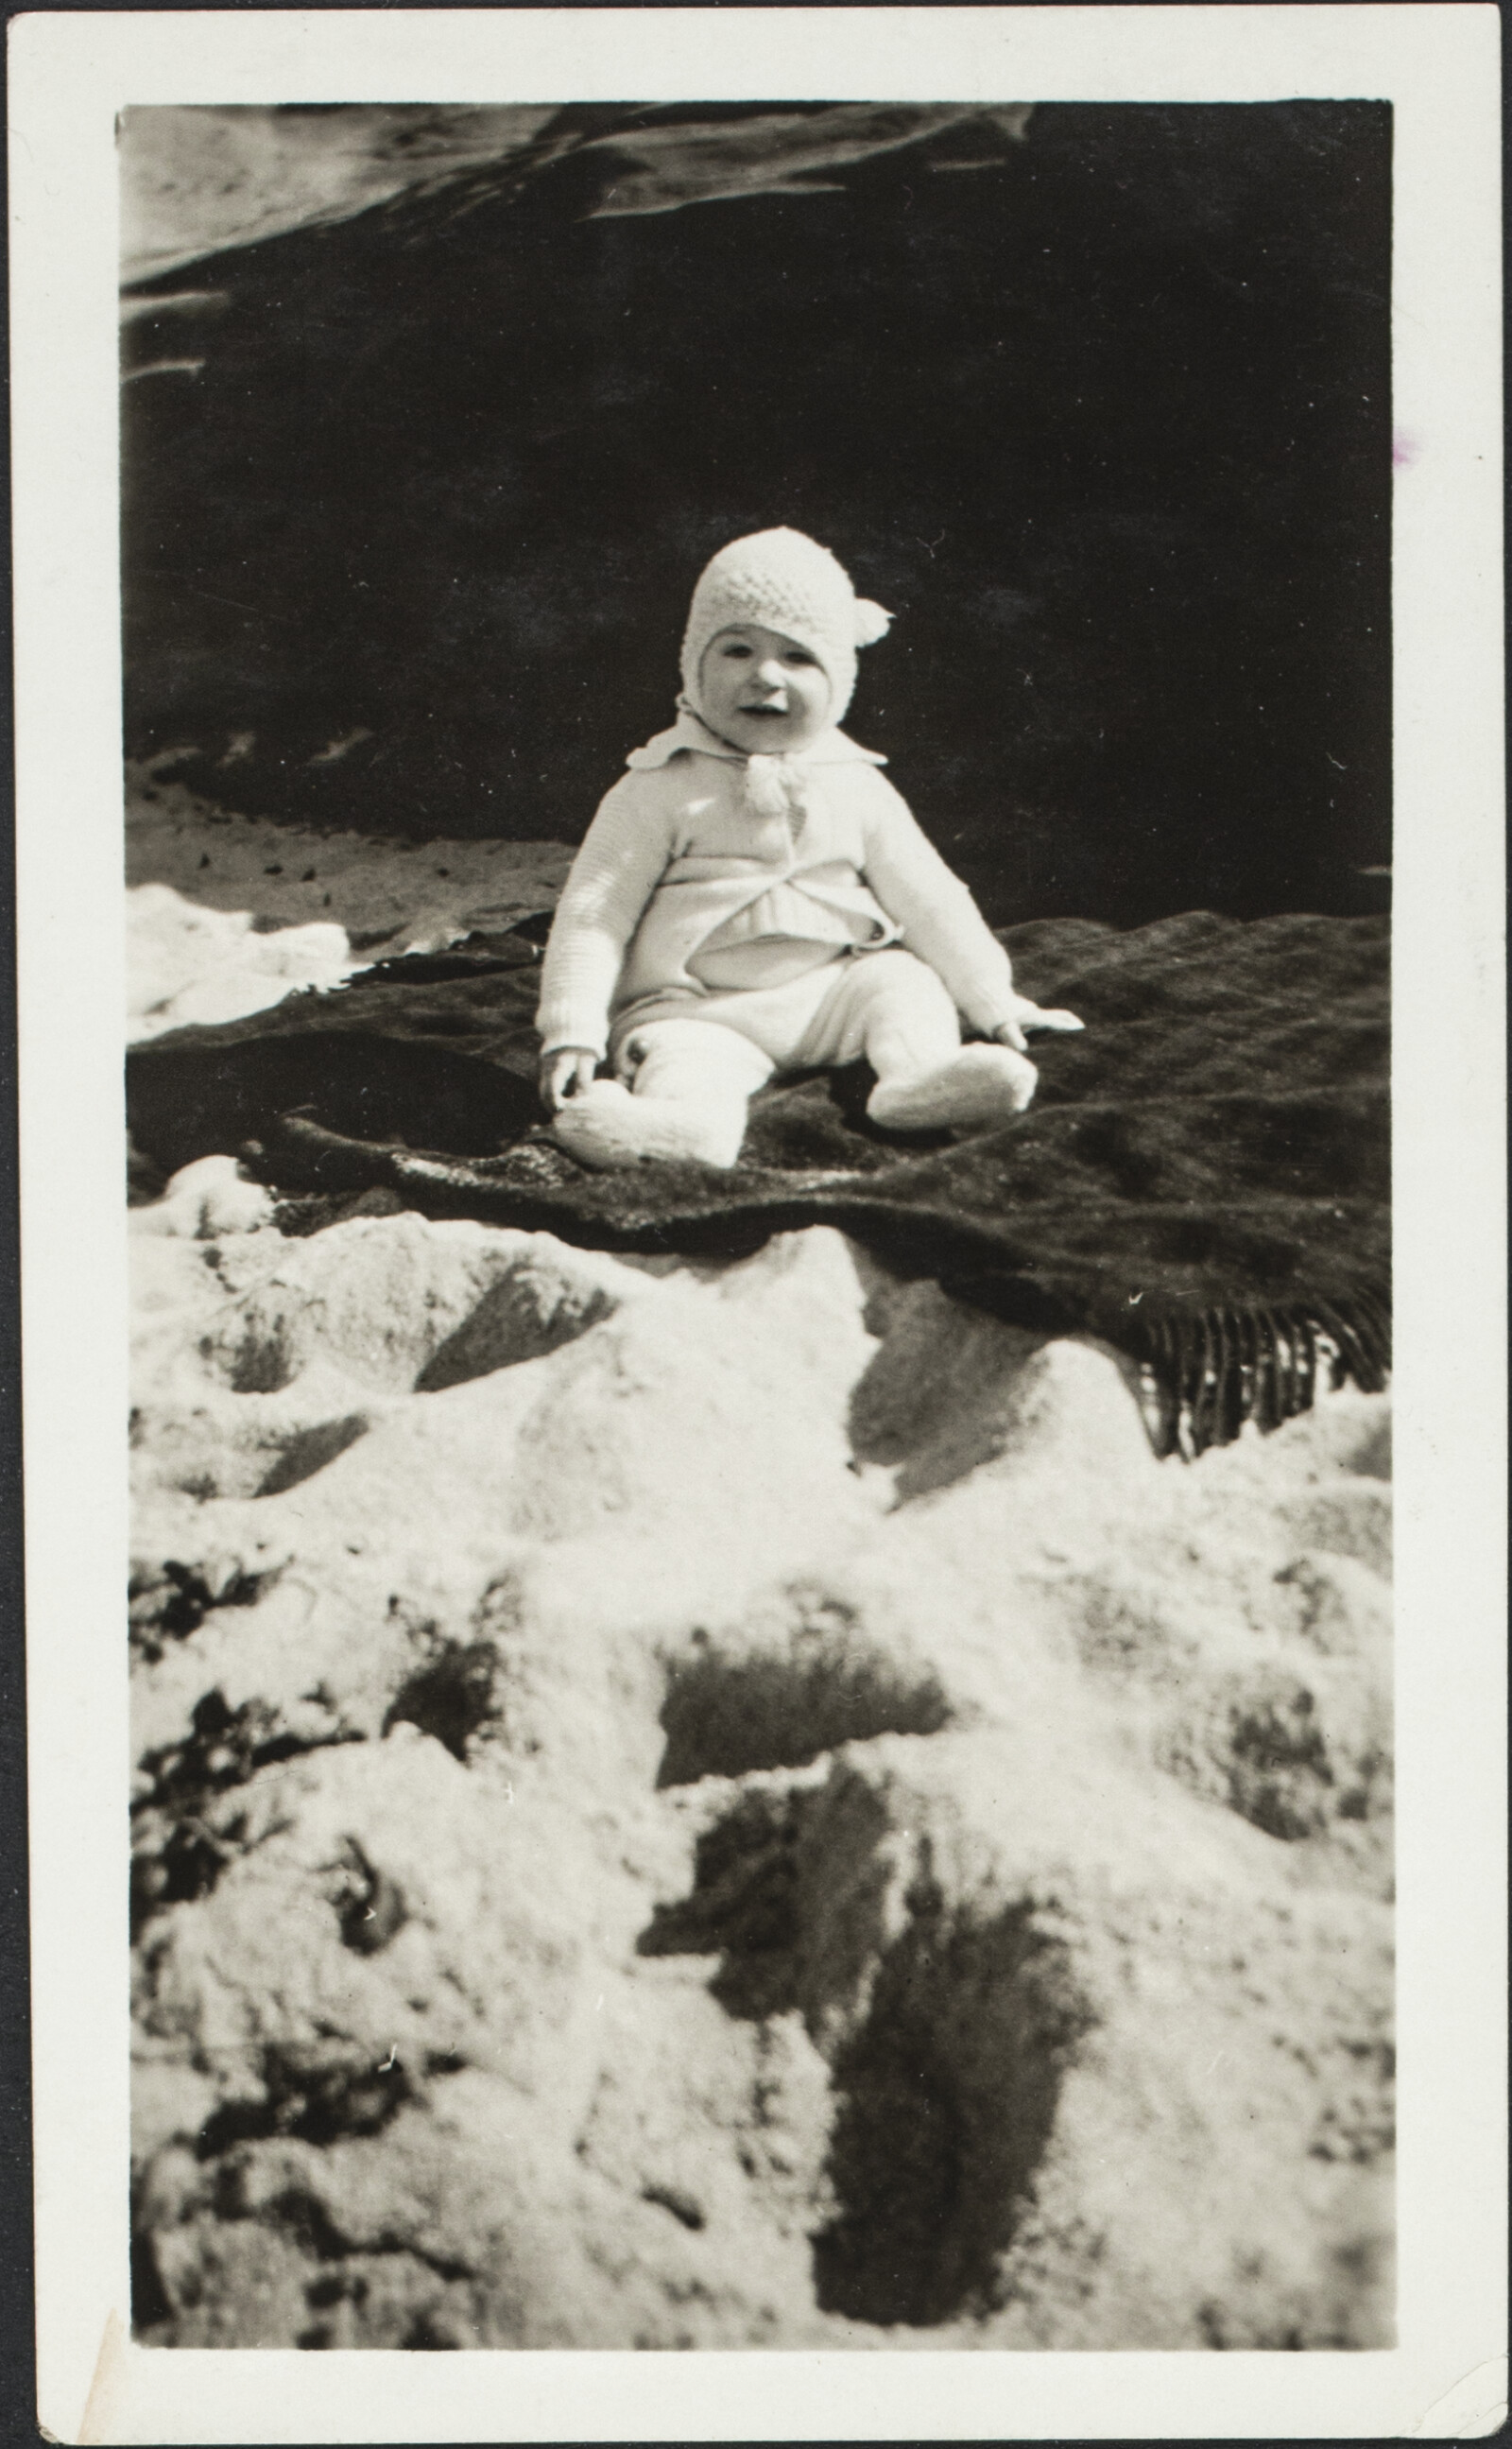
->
xmin=741 ymin=752 xmax=813 ymax=826
xmin=676 ymin=698 xmax=828 ymax=832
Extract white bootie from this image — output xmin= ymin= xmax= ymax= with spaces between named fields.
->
xmin=868 ymin=1042 xmax=1038 ymax=1131
xmin=550 ymin=1078 xmax=746 ymax=1171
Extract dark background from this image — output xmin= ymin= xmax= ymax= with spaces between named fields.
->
xmin=120 ymin=101 xmax=1392 ymax=927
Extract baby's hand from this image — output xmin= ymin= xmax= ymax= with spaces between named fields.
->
xmin=991 ymin=999 xmax=1085 ymax=1055
xmin=539 ymin=1047 xmax=599 ymax=1112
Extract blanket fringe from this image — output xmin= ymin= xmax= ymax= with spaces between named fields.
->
xmin=1134 ymin=1295 xmax=1390 ymax=1460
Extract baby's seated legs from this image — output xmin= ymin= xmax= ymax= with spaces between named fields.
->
xmin=549 ymin=953 xmax=1037 ymax=1173
xmin=550 ymin=1020 xmax=774 ymax=1171
xmin=826 ymin=950 xmax=1039 ymax=1130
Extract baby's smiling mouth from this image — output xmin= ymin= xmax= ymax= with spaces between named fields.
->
xmin=740 ymin=702 xmax=787 ymax=717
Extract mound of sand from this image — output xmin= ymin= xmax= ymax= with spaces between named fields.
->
xmin=128 ymin=759 xmax=573 ymax=956
xmin=129 ymin=1181 xmax=1392 ymax=2350
xmin=128 ymin=884 xmax=357 ymax=1041
xmin=125 ymin=764 xmax=575 ymax=1044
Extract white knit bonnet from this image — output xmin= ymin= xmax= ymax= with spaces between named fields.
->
xmin=680 ymin=527 xmax=892 ymax=733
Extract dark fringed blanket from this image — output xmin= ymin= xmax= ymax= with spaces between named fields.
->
xmin=128 ymin=909 xmax=1389 ymax=1455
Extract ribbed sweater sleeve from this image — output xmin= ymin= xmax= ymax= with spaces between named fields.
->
xmin=861 ymin=776 xmax=1018 ymax=1035
xmin=536 ymin=778 xmax=675 ymax=1057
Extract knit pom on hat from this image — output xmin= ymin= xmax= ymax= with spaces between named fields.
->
xmin=852 ymin=597 xmax=893 ymax=647
xmin=680 ymin=526 xmax=892 ymax=732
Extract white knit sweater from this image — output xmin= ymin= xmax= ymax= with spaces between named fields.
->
xmin=536 ymin=712 xmax=1019 ymax=1059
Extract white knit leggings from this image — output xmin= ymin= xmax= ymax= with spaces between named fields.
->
xmin=614 ymin=949 xmax=963 ymax=1158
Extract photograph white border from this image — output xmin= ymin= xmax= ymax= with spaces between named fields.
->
xmin=10 ymin=8 xmax=1506 ymax=2440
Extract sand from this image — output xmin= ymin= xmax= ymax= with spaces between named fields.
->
xmin=125 ymin=806 xmax=1393 ymax=2350
xmin=126 ymin=760 xmax=573 ymax=1041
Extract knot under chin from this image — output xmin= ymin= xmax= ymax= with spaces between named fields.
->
xmin=741 ymin=753 xmax=795 ymax=823
xmin=740 ymin=754 xmax=831 ymax=834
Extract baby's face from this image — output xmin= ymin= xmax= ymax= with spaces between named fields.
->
xmin=697 ymin=624 xmax=832 ymax=756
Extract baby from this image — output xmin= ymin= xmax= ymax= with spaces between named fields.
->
xmin=537 ymin=526 xmax=1081 ymax=1169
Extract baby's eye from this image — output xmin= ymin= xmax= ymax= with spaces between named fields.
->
xmin=720 ymin=642 xmax=752 ymax=659
xmin=783 ymin=648 xmax=817 ymax=666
